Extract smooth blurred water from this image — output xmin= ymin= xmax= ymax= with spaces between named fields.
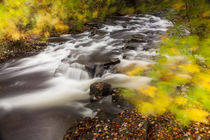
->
xmin=0 ymin=14 xmax=172 ymax=140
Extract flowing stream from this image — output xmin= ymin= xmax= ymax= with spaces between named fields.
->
xmin=0 ymin=15 xmax=172 ymax=140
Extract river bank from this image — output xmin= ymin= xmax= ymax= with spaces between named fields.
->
xmin=0 ymin=20 xmax=103 ymax=63
xmin=63 ymin=82 xmax=209 ymax=139
xmin=64 ymin=109 xmax=210 ymax=139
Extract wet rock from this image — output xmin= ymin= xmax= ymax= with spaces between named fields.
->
xmin=152 ymin=11 xmax=165 ymax=17
xmin=32 ymin=42 xmax=47 ymax=47
xmin=104 ymin=58 xmax=120 ymax=69
xmin=144 ymin=30 xmax=164 ymax=36
xmin=85 ymin=64 xmax=104 ymax=78
xmin=122 ymin=24 xmax=127 ymax=28
xmin=47 ymin=36 xmax=70 ymax=43
xmin=124 ymin=34 xmax=146 ymax=43
xmin=94 ymin=65 xmax=105 ymax=77
xmin=74 ymin=41 xmax=92 ymax=48
xmin=85 ymin=60 xmax=119 ymax=78
xmin=110 ymin=29 xmax=133 ymax=39
xmin=89 ymin=27 xmax=98 ymax=37
xmin=149 ymin=18 xmax=157 ymax=23
xmin=84 ymin=58 xmax=119 ymax=77
xmin=112 ymin=88 xmax=133 ymax=109
xmin=123 ymin=43 xmax=139 ymax=50
xmin=85 ymin=64 xmax=95 ymax=77
xmin=85 ymin=21 xmax=101 ymax=29
xmin=90 ymin=82 xmax=112 ymax=102
xmin=142 ymin=45 xmax=153 ymax=51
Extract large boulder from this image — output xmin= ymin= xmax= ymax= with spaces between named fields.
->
xmin=90 ymin=82 xmax=112 ymax=102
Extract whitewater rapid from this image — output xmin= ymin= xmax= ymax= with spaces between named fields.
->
xmin=0 ymin=14 xmax=172 ymax=140
xmin=0 ymin=15 xmax=172 ymax=111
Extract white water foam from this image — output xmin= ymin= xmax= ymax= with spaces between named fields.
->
xmin=0 ymin=15 xmax=172 ymax=112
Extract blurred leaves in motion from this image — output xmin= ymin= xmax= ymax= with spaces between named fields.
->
xmin=122 ymin=0 xmax=210 ymax=125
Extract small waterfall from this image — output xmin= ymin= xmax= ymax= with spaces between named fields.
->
xmin=55 ymin=63 xmax=90 ymax=80
xmin=66 ymin=67 xmax=89 ymax=80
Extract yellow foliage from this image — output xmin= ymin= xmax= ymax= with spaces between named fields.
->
xmin=135 ymin=92 xmax=171 ymax=115
xmin=194 ymin=72 xmax=210 ymax=91
xmin=138 ymin=102 xmax=155 ymax=115
xmin=174 ymin=96 xmax=187 ymax=105
xmin=152 ymin=92 xmax=171 ymax=114
xmin=55 ymin=23 xmax=69 ymax=33
xmin=44 ymin=32 xmax=50 ymax=38
xmin=170 ymin=48 xmax=180 ymax=55
xmin=43 ymin=31 xmax=50 ymax=41
xmin=161 ymin=36 xmax=169 ymax=42
xmin=92 ymin=11 xmax=98 ymax=18
xmin=138 ymin=86 xmax=157 ymax=97
xmin=126 ymin=67 xmax=143 ymax=76
xmin=173 ymin=1 xmax=185 ymax=10
xmin=202 ymin=10 xmax=210 ymax=18
xmin=185 ymin=108 xmax=209 ymax=124
xmin=0 ymin=0 xmax=124 ymax=43
xmin=121 ymin=0 xmax=210 ymax=125
xmin=190 ymin=46 xmax=198 ymax=51
xmin=179 ymin=64 xmax=200 ymax=73
xmin=11 ymin=31 xmax=22 ymax=41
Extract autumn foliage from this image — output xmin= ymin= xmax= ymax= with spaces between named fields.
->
xmin=0 ymin=0 xmax=117 ymax=42
xmin=123 ymin=0 xmax=210 ymax=125
xmin=0 ymin=0 xmax=209 ymax=125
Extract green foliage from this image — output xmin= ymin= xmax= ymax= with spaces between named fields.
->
xmin=124 ymin=35 xmax=210 ymax=125
xmin=123 ymin=0 xmax=210 ymax=125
